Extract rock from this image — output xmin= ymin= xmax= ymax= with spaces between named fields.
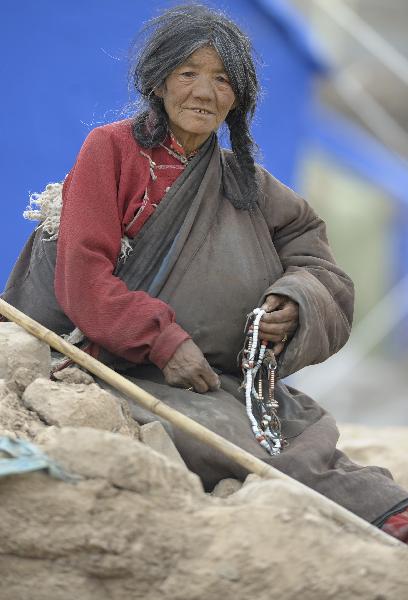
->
xmin=37 ymin=427 xmax=203 ymax=498
xmin=211 ymin=478 xmax=242 ymax=498
xmin=0 ymin=427 xmax=407 ymax=600
xmin=53 ymin=367 xmax=95 ymax=385
xmin=0 ymin=387 xmax=45 ymax=440
xmin=11 ymin=366 xmax=39 ymax=395
xmin=0 ymin=322 xmax=50 ymax=384
xmin=338 ymin=423 xmax=408 ymax=490
xmin=22 ymin=378 xmax=139 ymax=438
xmin=139 ymin=421 xmax=187 ymax=468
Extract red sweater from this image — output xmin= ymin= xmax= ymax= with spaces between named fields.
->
xmin=55 ymin=119 xmax=191 ymax=369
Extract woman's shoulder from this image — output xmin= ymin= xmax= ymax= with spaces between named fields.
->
xmin=81 ymin=118 xmax=142 ymax=152
xmin=222 ymin=147 xmax=318 ymax=229
xmin=254 ymin=162 xmax=320 ymax=230
xmin=220 ymin=148 xmax=304 ymax=209
xmin=255 ymin=163 xmax=303 ymax=205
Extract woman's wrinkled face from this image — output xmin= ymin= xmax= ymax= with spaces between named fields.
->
xmin=155 ymin=46 xmax=236 ymax=153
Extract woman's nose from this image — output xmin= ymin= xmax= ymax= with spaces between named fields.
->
xmin=191 ymin=75 xmax=214 ymax=100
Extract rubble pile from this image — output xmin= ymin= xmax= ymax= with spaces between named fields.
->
xmin=0 ymin=322 xmax=407 ymax=600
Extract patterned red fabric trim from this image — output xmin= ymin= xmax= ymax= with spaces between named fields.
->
xmin=169 ymin=131 xmax=199 ymax=160
xmin=382 ymin=508 xmax=408 ymax=543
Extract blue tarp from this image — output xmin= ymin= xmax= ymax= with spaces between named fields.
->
xmin=0 ymin=436 xmax=79 ymax=482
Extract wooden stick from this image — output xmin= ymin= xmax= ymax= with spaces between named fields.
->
xmin=0 ymin=298 xmax=402 ymax=545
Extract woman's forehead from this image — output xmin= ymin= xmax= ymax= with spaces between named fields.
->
xmin=179 ymin=46 xmax=227 ymax=72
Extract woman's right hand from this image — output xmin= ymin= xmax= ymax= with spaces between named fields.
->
xmin=162 ymin=339 xmax=221 ymax=393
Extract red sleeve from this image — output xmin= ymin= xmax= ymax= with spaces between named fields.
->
xmin=55 ymin=126 xmax=190 ymax=369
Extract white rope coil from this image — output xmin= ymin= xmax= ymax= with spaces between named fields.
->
xmin=24 ymin=182 xmax=64 ymax=240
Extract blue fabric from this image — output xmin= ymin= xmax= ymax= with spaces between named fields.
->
xmin=0 ymin=436 xmax=80 ymax=482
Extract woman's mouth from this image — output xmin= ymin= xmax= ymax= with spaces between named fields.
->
xmin=189 ymin=108 xmax=213 ymax=115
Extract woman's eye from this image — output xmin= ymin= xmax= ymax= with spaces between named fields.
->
xmin=180 ymin=71 xmax=195 ymax=78
xmin=216 ymin=75 xmax=230 ymax=84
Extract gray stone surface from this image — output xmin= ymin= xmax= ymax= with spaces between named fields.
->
xmin=139 ymin=421 xmax=187 ymax=468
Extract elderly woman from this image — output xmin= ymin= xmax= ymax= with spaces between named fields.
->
xmin=2 ymin=4 xmax=408 ymax=542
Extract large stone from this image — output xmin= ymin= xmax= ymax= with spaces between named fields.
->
xmin=23 ymin=378 xmax=139 ymax=438
xmin=0 ymin=322 xmax=50 ymax=385
xmin=139 ymin=421 xmax=187 ymax=468
xmin=0 ymin=426 xmax=406 ymax=600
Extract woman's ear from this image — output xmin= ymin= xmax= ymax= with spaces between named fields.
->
xmin=153 ymin=84 xmax=164 ymax=99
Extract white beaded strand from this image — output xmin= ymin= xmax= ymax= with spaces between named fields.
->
xmin=241 ymin=308 xmax=285 ymax=456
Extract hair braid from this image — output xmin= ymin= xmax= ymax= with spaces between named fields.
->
xmin=226 ymin=108 xmax=258 ymax=210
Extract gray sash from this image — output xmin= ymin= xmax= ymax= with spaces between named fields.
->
xmin=115 ymin=133 xmax=217 ymax=295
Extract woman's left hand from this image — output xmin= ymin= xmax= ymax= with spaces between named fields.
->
xmin=259 ymin=294 xmax=299 ymax=355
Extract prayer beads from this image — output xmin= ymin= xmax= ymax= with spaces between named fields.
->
xmin=241 ymin=308 xmax=284 ymax=455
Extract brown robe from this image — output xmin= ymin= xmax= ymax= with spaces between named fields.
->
xmin=99 ymin=141 xmax=408 ymax=523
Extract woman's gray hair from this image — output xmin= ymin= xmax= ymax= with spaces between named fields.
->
xmin=129 ymin=4 xmax=260 ymax=209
